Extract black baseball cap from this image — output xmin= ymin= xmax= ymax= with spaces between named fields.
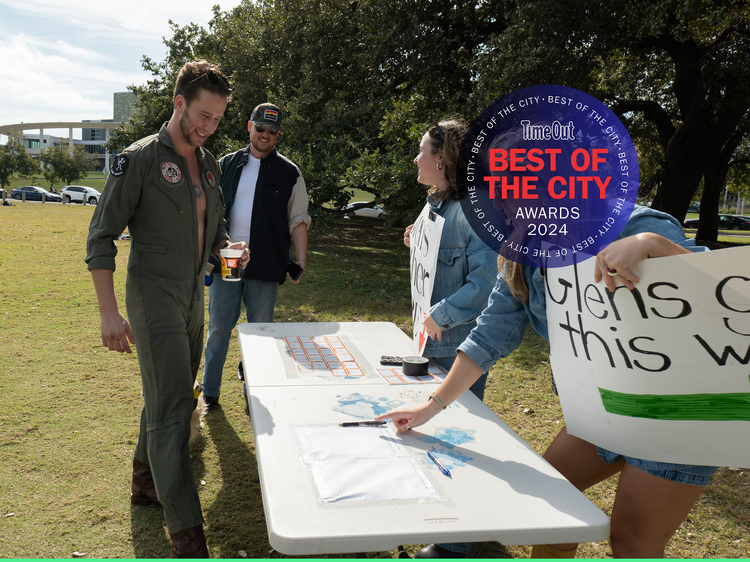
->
xmin=250 ymin=103 xmax=282 ymax=128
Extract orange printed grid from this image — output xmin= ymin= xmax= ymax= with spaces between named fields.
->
xmin=286 ymin=336 xmax=365 ymax=377
xmin=376 ymin=365 xmax=448 ymax=385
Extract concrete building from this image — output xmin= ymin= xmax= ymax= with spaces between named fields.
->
xmin=0 ymin=91 xmax=136 ymax=171
xmin=113 ymin=91 xmax=137 ymax=123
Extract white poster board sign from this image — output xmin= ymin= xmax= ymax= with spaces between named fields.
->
xmin=410 ymin=204 xmax=445 ymax=355
xmin=546 ymin=246 xmax=750 ymax=468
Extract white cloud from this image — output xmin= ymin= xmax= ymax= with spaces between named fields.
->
xmin=53 ymin=40 xmax=109 ymax=63
xmin=0 ymin=34 xmax=141 ymax=124
xmin=0 ymin=0 xmax=243 ymax=42
xmin=0 ymin=0 xmax=243 ymax=137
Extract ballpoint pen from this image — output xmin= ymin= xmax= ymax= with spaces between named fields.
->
xmin=339 ymin=420 xmax=387 ymax=427
xmin=427 ymin=450 xmax=452 ymax=478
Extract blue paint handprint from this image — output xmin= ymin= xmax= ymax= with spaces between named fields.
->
xmin=419 ymin=427 xmax=476 ymax=470
xmin=332 ymin=392 xmax=405 ymax=419
xmin=419 ymin=426 xmax=476 ymax=448
xmin=423 ymin=447 xmax=474 ymax=471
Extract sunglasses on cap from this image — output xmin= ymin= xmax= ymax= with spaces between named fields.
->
xmin=254 ymin=124 xmax=280 ymax=135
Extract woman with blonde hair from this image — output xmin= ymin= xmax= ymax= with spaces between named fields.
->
xmin=382 ymin=206 xmax=717 ymax=558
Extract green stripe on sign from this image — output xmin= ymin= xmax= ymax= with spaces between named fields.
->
xmin=599 ymin=388 xmax=750 ymax=421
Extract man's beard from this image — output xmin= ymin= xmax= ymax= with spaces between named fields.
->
xmin=179 ymin=111 xmax=206 ymax=148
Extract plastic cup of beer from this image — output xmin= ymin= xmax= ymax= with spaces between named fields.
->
xmin=219 ymin=248 xmax=243 ymax=282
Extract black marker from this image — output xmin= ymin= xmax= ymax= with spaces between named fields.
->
xmin=339 ymin=421 xmax=387 ymax=427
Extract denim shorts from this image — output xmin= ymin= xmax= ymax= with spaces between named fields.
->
xmin=596 ymin=446 xmax=717 ymax=487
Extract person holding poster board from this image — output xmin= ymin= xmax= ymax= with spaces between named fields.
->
xmin=379 ymin=205 xmax=718 ymax=559
xmin=404 ymin=118 xmax=497 ymax=558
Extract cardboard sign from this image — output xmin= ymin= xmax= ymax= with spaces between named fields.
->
xmin=546 ymin=246 xmax=750 ymax=467
xmin=410 ymin=204 xmax=445 ymax=355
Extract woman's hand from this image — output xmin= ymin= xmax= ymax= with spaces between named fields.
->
xmin=423 ymin=314 xmax=443 ymax=342
xmin=404 ymin=224 xmax=414 ymax=248
xmin=376 ymin=400 xmax=443 ymax=432
xmin=595 ymin=232 xmax=691 ymax=291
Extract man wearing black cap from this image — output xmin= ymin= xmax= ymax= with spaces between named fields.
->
xmin=201 ymin=103 xmax=310 ymax=406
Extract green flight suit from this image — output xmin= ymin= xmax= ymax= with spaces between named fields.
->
xmin=86 ymin=124 xmax=229 ymax=533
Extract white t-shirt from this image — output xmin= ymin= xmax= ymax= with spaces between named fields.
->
xmin=228 ymin=155 xmax=261 ymax=245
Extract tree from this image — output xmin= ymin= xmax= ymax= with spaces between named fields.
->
xmin=245 ymin=0 xmax=509 ymax=224
xmin=105 ymin=0 xmax=510 ymax=226
xmin=478 ymin=0 xmax=750 ymax=241
xmin=0 ymin=136 xmax=40 ymax=190
xmin=109 ymin=0 xmax=750 ymax=237
xmin=725 ymin=127 xmax=750 ymax=198
xmin=39 ymin=144 xmax=99 ymax=188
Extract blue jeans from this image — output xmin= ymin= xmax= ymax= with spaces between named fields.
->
xmin=597 ymin=447 xmax=716 ymax=487
xmin=433 ymin=355 xmax=488 ymax=554
xmin=201 ymin=273 xmax=279 ymax=398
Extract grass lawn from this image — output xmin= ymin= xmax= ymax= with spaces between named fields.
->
xmin=0 ymin=203 xmax=748 ymax=558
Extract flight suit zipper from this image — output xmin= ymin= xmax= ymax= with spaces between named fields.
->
xmin=179 ymin=152 xmax=202 ymax=326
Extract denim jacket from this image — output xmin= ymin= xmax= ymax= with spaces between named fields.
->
xmin=424 ymin=195 xmax=498 ymax=357
xmin=458 ymin=205 xmax=709 ymax=372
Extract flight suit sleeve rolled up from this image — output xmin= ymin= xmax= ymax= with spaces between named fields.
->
xmin=85 ymin=150 xmax=146 ymax=271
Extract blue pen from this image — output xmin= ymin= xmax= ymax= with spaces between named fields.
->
xmin=427 ymin=450 xmax=452 ymax=478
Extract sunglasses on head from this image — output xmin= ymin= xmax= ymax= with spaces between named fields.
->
xmin=254 ymin=124 xmax=280 ymax=135
xmin=183 ymin=69 xmax=230 ymax=91
xmin=430 ymin=121 xmax=445 ymax=141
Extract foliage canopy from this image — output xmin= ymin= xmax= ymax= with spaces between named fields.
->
xmin=107 ymin=0 xmax=749 ymax=239
xmin=39 ymin=144 xmax=99 ymax=188
xmin=0 ymin=136 xmax=40 ymax=190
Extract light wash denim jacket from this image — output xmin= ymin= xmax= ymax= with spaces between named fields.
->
xmin=424 ymin=195 xmax=498 ymax=358
xmin=458 ymin=205 xmax=708 ymax=372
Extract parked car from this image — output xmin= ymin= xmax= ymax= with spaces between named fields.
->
xmin=342 ymin=201 xmax=387 ymax=219
xmin=11 ymin=185 xmax=62 ymax=202
xmin=686 ymin=203 xmax=700 ymax=213
xmin=683 ymin=214 xmax=750 ymax=231
xmin=61 ymin=185 xmax=101 ymax=205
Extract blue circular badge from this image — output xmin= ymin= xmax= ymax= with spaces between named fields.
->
xmin=461 ymin=85 xmax=638 ymax=268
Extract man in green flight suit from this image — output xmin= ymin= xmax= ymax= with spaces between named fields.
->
xmin=86 ymin=60 xmax=248 ymax=558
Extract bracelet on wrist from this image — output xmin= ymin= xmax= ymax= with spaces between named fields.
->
xmin=429 ymin=392 xmax=447 ymax=410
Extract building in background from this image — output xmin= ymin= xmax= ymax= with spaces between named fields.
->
xmin=0 ymin=91 xmax=137 ymax=171
xmin=113 ymin=91 xmax=136 ymax=124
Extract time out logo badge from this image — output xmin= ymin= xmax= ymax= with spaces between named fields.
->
xmin=461 ymin=85 xmax=639 ymax=268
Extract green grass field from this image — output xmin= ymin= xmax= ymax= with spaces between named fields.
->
xmin=0 ymin=203 xmax=748 ymax=558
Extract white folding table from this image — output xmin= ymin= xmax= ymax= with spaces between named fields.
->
xmin=237 ymin=321 xmax=430 ymax=387
xmin=238 ymin=322 xmax=609 ymax=555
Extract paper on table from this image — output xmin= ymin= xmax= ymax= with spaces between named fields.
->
xmin=297 ymin=425 xmax=409 ymax=461
xmin=296 ymin=425 xmax=437 ymax=502
xmin=311 ymin=458 xmax=437 ymax=502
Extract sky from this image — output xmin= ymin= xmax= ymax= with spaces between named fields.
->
xmin=0 ymin=0 xmax=243 ymax=143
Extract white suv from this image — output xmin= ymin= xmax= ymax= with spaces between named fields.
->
xmin=62 ymin=185 xmax=101 ymax=205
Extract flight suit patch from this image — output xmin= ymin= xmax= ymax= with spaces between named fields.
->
xmin=206 ymin=170 xmax=216 ymax=188
xmin=110 ymin=154 xmax=129 ymax=176
xmin=161 ymin=162 xmax=182 ymax=184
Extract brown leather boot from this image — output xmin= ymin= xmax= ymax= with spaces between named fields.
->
xmin=169 ymin=525 xmax=209 ymax=558
xmin=131 ymin=458 xmax=162 ymax=508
